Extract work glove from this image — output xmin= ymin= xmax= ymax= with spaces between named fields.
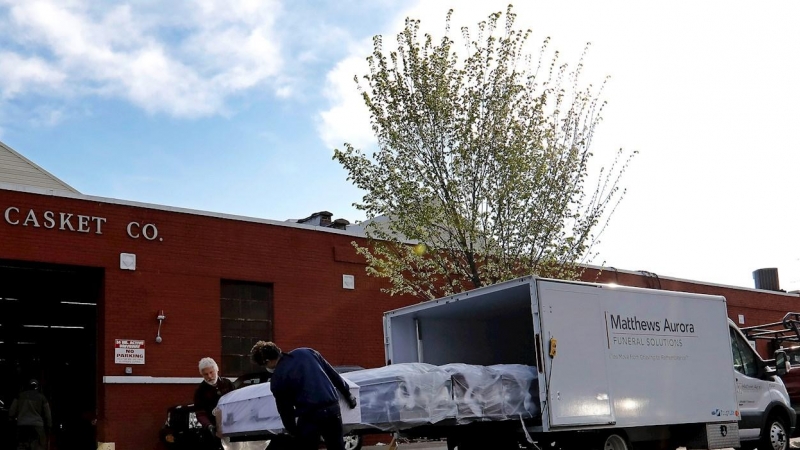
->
xmin=346 ymin=394 xmax=358 ymax=409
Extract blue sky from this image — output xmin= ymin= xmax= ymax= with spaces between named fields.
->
xmin=1 ymin=0 xmax=800 ymax=291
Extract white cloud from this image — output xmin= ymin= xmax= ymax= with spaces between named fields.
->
xmin=30 ymin=105 xmax=65 ymax=126
xmin=275 ymin=85 xmax=293 ymax=98
xmin=181 ymin=0 xmax=282 ymax=91
xmin=0 ymin=0 xmax=284 ymax=117
xmin=0 ymin=51 xmax=66 ymax=99
xmin=318 ymin=54 xmax=374 ymax=151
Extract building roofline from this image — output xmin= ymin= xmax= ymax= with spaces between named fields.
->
xmin=0 ymin=140 xmax=80 ymax=194
xmin=0 ymin=181 xmax=363 ymax=238
xmin=583 ymin=263 xmax=800 ymax=298
xmin=1 ymin=182 xmax=793 ymax=298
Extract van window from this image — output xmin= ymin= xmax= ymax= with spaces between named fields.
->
xmin=730 ymin=328 xmax=759 ymax=377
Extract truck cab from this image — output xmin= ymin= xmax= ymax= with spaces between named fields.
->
xmin=740 ymin=314 xmax=800 ymax=440
xmin=729 ymin=320 xmax=795 ymax=450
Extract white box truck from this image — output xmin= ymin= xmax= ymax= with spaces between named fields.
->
xmin=383 ymin=277 xmax=795 ymax=450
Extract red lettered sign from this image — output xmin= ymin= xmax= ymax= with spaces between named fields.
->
xmin=114 ymin=339 xmax=145 ymax=365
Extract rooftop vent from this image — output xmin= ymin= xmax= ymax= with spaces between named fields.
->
xmin=295 ymin=211 xmax=350 ymax=230
xmin=753 ymin=268 xmax=780 ymax=291
xmin=329 ymin=218 xmax=350 ymax=230
xmin=297 ymin=211 xmax=333 ymax=227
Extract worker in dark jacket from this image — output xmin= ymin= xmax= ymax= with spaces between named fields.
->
xmin=9 ymin=379 xmax=52 ymax=450
xmin=250 ymin=341 xmax=357 ymax=450
xmin=194 ymin=357 xmax=235 ymax=450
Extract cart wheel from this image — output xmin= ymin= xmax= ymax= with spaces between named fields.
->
xmin=343 ymin=433 xmax=362 ymax=450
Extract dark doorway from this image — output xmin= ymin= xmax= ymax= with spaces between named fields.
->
xmin=0 ymin=260 xmax=101 ymax=450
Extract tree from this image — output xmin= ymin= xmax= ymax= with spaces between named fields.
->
xmin=333 ymin=6 xmax=636 ymax=300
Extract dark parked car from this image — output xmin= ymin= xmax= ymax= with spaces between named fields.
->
xmin=160 ymin=366 xmax=364 ymax=450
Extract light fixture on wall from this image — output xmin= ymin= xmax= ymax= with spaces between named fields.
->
xmin=156 ymin=310 xmax=166 ymax=343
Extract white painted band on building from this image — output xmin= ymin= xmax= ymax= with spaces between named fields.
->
xmin=103 ymin=376 xmax=237 ymax=384
xmin=104 ymin=376 xmax=200 ymax=384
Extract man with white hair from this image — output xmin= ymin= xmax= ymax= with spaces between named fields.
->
xmin=194 ymin=357 xmax=235 ymax=449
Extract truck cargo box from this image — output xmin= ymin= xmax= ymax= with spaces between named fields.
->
xmin=383 ymin=277 xmax=740 ymax=432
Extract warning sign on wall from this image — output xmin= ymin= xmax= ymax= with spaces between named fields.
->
xmin=115 ymin=339 xmax=145 ymax=365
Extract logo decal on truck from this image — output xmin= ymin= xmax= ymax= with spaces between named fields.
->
xmin=609 ymin=314 xmax=696 ymax=334
xmin=605 ymin=313 xmax=697 ymax=351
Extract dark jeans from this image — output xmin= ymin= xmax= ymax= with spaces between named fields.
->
xmin=295 ymin=403 xmax=345 ymax=450
xmin=16 ymin=425 xmax=46 ymax=450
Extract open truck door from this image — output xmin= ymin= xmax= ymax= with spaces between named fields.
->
xmin=536 ymin=281 xmax=616 ymax=427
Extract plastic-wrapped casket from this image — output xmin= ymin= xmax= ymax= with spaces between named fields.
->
xmin=217 ymin=378 xmax=361 ymax=436
xmin=216 ymin=363 xmax=539 ymax=437
xmin=441 ymin=364 xmax=539 ymax=423
xmin=341 ymin=363 xmax=455 ymax=431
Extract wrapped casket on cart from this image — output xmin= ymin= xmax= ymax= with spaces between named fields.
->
xmin=216 ymin=363 xmax=539 ymax=441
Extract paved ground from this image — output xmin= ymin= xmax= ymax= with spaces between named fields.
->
xmin=365 ymin=443 xmax=445 ymax=450
xmin=363 ymin=437 xmax=800 ymax=449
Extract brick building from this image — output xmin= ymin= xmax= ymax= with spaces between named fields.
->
xmin=0 ymin=141 xmax=798 ymax=449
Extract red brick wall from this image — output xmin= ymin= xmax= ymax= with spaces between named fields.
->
xmin=3 ymin=188 xmax=800 ymax=449
xmin=0 ymin=189 xmax=414 ymax=449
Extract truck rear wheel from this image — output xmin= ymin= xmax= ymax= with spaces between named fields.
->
xmin=600 ymin=432 xmax=631 ymax=450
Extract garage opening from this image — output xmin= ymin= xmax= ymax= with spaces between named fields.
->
xmin=0 ymin=260 xmax=101 ymax=450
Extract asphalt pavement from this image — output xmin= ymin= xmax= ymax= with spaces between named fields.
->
xmin=364 ymin=443 xmax=446 ymax=450
xmin=363 ymin=437 xmax=800 ymax=449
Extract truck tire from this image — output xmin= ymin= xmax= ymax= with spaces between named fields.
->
xmin=599 ymin=432 xmax=631 ymax=450
xmin=759 ymin=415 xmax=789 ymax=450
